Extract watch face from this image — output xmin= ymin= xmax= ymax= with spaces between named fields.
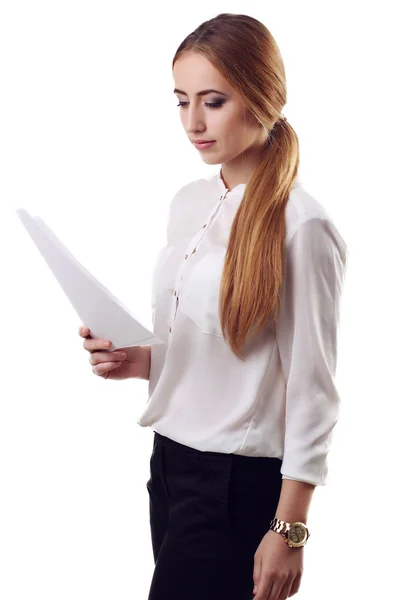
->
xmin=288 ymin=523 xmax=307 ymax=546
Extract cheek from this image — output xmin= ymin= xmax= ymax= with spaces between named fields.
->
xmin=218 ymin=125 xmax=245 ymax=153
xmin=216 ymin=110 xmax=245 ymax=144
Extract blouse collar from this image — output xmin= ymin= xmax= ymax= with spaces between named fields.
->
xmin=216 ymin=168 xmax=247 ymax=195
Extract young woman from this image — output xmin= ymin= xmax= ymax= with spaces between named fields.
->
xmin=79 ymin=13 xmax=349 ymax=600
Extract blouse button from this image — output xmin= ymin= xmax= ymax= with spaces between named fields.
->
xmin=202 ymin=224 xmax=207 ymax=228
xmin=185 ymin=254 xmax=188 ymax=259
xmin=169 ymin=327 xmax=172 ymax=333
xmin=173 ymin=290 xmax=177 ymax=296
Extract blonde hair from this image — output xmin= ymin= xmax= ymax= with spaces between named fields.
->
xmin=172 ymin=13 xmax=300 ymax=360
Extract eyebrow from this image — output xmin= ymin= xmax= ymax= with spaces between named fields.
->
xmin=173 ymin=88 xmax=228 ymax=97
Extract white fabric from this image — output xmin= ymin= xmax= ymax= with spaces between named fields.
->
xmin=136 ymin=168 xmax=349 ymax=486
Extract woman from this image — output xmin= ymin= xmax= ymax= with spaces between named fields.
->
xmin=79 ymin=12 xmax=349 ymax=600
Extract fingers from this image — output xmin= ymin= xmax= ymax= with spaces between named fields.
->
xmin=89 ymin=351 xmax=126 ymax=366
xmin=79 ymin=326 xmax=91 ymax=338
xmin=92 ymin=361 xmax=123 ymax=377
xmin=79 ymin=325 xmax=123 ymax=379
xmin=79 ymin=326 xmax=111 ymax=352
xmin=84 ymin=338 xmax=112 ymax=352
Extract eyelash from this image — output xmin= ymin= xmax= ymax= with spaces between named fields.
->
xmin=177 ymin=101 xmax=224 ymax=109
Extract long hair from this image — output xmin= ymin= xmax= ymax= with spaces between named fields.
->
xmin=172 ymin=13 xmax=300 ymax=360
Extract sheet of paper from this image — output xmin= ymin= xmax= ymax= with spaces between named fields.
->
xmin=16 ymin=208 xmax=164 ymax=352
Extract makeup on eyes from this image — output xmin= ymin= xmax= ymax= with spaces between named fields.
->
xmin=177 ymin=98 xmax=226 ymax=109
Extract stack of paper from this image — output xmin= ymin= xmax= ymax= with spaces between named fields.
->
xmin=16 ymin=208 xmax=164 ymax=352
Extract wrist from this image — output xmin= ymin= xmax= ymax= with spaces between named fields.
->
xmin=138 ymin=345 xmax=151 ymax=381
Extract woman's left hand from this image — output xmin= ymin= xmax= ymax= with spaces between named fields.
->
xmin=252 ymin=529 xmax=304 ymax=599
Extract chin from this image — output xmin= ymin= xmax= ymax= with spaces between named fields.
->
xmin=200 ymin=156 xmax=220 ymax=165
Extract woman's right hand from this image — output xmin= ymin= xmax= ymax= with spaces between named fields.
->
xmin=78 ymin=326 xmax=150 ymax=381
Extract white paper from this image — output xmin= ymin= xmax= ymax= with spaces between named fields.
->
xmin=16 ymin=208 xmax=164 ymax=352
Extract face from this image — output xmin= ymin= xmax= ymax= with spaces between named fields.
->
xmin=173 ymin=52 xmax=267 ymax=173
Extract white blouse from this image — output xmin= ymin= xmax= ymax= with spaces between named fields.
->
xmin=136 ymin=168 xmax=349 ymax=487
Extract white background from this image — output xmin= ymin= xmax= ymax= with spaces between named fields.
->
xmin=1 ymin=1 xmax=399 ymax=598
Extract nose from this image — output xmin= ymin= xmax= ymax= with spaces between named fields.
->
xmin=185 ymin=107 xmax=206 ymax=135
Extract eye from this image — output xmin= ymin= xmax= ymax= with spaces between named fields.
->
xmin=176 ymin=101 xmax=224 ymax=109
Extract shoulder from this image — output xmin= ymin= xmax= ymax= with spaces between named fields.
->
xmin=166 ymin=175 xmax=216 ymax=241
xmin=167 ymin=174 xmax=218 ymax=228
xmin=285 ymin=181 xmax=348 ymax=262
xmin=170 ymin=174 xmax=216 ymax=205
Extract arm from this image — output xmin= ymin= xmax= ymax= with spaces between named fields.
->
xmin=252 ymin=218 xmax=348 ymax=597
xmin=125 ymin=345 xmax=151 ymax=380
xmin=139 ymin=345 xmax=151 ymax=381
xmin=275 ymin=479 xmax=315 ymax=523
xmin=276 ymin=216 xmax=349 ymax=488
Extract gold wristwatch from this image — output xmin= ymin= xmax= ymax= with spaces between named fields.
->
xmin=269 ymin=517 xmax=311 ymax=548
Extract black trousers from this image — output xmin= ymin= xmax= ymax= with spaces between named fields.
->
xmin=146 ymin=431 xmax=283 ymax=600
